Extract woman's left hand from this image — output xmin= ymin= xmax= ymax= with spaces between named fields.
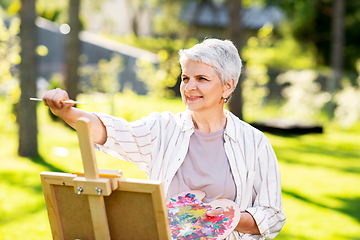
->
xmin=206 ymin=207 xmax=260 ymax=235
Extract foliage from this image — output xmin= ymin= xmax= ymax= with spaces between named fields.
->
xmin=245 ymin=1 xmax=360 ymax=125
xmin=0 ymin=16 xmax=20 ymax=104
xmin=135 ymin=53 xmax=181 ymax=98
xmin=242 ymin=0 xmax=266 ymax=7
xmin=242 ymin=22 xmax=317 ymax=70
xmin=108 ymin=34 xmax=198 ymax=98
xmin=77 ymin=90 xmax=186 ymax=121
xmin=36 ymin=0 xmax=68 ymax=23
xmin=276 ymin=70 xmax=330 ymax=120
xmin=242 ymin=62 xmax=270 ymax=113
xmin=151 ymin=0 xmax=189 ymax=38
xmin=241 ymin=23 xmax=272 ymax=114
xmin=47 ymin=72 xmax=65 ymax=90
xmin=0 ymin=0 xmax=12 ymax=9
xmin=266 ymin=0 xmax=360 ymax=71
xmin=2 ymin=0 xmax=105 ymax=27
xmin=334 ymin=60 xmax=360 ymax=128
xmin=118 ymin=0 xmax=190 ymax=38
xmin=0 ymin=0 xmax=19 ymax=14
xmin=241 ymin=22 xmax=317 ymax=115
xmin=78 ymin=53 xmax=124 ymax=94
xmin=2 ymin=0 xmax=67 ymax=23
xmin=107 ymin=33 xmax=198 ymax=56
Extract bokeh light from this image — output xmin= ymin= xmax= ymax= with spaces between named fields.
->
xmin=59 ymin=24 xmax=70 ymax=34
xmin=35 ymin=45 xmax=48 ymax=56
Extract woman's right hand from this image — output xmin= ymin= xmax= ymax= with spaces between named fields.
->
xmin=42 ymin=88 xmax=108 ymax=145
xmin=42 ymin=88 xmax=76 ymax=118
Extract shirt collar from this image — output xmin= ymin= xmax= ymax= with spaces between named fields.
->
xmin=224 ymin=110 xmax=237 ymax=142
xmin=180 ymin=110 xmax=195 ymax=132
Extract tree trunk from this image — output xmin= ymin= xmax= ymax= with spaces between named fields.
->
xmin=227 ymin=0 xmax=244 ymax=120
xmin=127 ymin=0 xmax=143 ymax=36
xmin=18 ymin=0 xmax=38 ymax=157
xmin=327 ymin=0 xmax=345 ymax=117
xmin=66 ymin=0 xmax=82 ymax=100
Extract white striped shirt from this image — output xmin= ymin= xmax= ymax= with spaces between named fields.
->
xmin=94 ymin=110 xmax=286 ymax=239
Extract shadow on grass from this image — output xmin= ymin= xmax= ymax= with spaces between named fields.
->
xmin=0 ymin=156 xmax=64 ymax=196
xmin=282 ymin=188 xmax=360 ymax=223
xmin=30 ymin=155 xmax=65 ymax=173
xmin=269 ymin=131 xmax=360 ymax=175
xmin=278 ymin=154 xmax=360 ymax=174
xmin=289 ymin=144 xmax=360 ymax=161
xmin=334 ymin=196 xmax=360 ymax=223
xmin=275 ymin=142 xmax=360 ymax=174
xmin=1 ymin=170 xmax=45 ymax=194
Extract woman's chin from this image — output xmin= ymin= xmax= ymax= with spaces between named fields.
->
xmin=185 ymin=102 xmax=200 ymax=111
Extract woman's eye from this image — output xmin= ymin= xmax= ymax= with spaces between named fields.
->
xmin=182 ymin=77 xmax=189 ymax=82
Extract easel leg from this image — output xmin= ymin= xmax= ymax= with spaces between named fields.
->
xmin=88 ymin=195 xmax=111 ymax=239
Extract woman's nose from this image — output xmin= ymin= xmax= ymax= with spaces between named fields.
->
xmin=185 ymin=78 xmax=197 ymax=91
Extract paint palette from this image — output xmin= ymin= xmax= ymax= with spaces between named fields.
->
xmin=166 ymin=190 xmax=241 ymax=240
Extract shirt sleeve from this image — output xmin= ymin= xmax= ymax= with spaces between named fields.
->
xmin=241 ymin=137 xmax=286 ymax=239
xmin=92 ymin=112 xmax=159 ymax=176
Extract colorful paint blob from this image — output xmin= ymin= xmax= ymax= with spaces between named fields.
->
xmin=166 ymin=191 xmax=240 ymax=240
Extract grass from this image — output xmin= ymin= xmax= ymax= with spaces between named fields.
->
xmin=270 ymin=130 xmax=360 ymax=239
xmin=1 ymin=93 xmax=360 ymax=239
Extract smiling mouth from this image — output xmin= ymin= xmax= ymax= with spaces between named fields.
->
xmin=187 ymin=96 xmax=203 ymax=101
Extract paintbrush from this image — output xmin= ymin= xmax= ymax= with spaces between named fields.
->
xmin=30 ymin=98 xmax=86 ymax=105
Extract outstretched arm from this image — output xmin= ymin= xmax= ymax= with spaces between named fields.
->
xmin=42 ymin=88 xmax=107 ymax=145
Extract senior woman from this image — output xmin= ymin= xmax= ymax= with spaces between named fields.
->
xmin=43 ymin=38 xmax=285 ymax=239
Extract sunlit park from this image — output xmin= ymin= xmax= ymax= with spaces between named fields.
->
xmin=1 ymin=0 xmax=360 ymax=239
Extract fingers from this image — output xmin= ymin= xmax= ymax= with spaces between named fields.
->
xmin=43 ymin=88 xmax=73 ymax=109
xmin=206 ymin=207 xmax=224 ymax=217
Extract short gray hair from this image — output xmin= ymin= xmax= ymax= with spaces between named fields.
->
xmin=179 ymin=38 xmax=242 ymax=90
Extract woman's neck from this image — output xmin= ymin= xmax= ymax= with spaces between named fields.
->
xmin=191 ymin=110 xmax=227 ymax=135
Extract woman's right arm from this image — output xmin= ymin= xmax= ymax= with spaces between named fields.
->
xmin=42 ymin=88 xmax=107 ymax=145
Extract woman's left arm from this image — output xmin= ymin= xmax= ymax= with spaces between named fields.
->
xmin=235 ymin=211 xmax=260 ymax=234
xmin=208 ymin=129 xmax=285 ymax=239
xmin=206 ymin=209 xmax=260 ymax=235
xmin=240 ymin=139 xmax=286 ymax=239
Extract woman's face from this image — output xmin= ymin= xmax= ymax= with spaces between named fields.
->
xmin=180 ymin=59 xmax=232 ymax=114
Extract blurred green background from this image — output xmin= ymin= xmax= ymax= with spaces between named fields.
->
xmin=1 ymin=0 xmax=360 ymax=239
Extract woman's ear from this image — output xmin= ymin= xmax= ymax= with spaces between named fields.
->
xmin=223 ymin=78 xmax=235 ymax=98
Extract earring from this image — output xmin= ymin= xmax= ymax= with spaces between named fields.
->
xmin=224 ymin=94 xmax=231 ymax=103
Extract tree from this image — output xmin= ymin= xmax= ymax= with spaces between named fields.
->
xmin=127 ymin=0 xmax=144 ymax=36
xmin=18 ymin=0 xmax=38 ymax=157
xmin=66 ymin=0 xmax=82 ymax=100
xmin=227 ymin=0 xmax=245 ymax=120
xmin=267 ymin=0 xmax=360 ymax=72
xmin=327 ymin=0 xmax=345 ymax=116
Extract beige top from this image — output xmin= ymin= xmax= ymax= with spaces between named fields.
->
xmin=167 ymin=128 xmax=236 ymax=203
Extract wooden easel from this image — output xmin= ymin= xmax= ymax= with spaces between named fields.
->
xmin=41 ymin=117 xmax=171 ymax=240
